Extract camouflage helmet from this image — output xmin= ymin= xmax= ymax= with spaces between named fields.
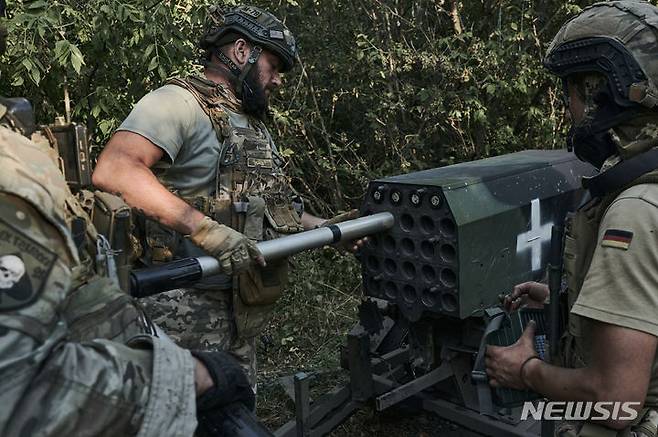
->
xmin=545 ymin=0 xmax=658 ymax=110
xmin=200 ymin=5 xmax=298 ymax=73
xmin=544 ymin=1 xmax=658 ymax=167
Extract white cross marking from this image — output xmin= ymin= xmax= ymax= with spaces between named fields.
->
xmin=516 ymin=198 xmax=553 ymax=271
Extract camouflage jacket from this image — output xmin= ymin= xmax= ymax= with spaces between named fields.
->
xmin=0 ymin=125 xmax=197 ymax=436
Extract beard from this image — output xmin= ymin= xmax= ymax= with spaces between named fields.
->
xmin=239 ymin=64 xmax=269 ymax=120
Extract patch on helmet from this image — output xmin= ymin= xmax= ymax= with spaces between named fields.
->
xmin=0 ymin=218 xmax=57 ymax=310
xmin=241 ymin=6 xmax=262 ymax=18
xmin=270 ymin=30 xmax=284 ymax=40
xmin=207 ymin=5 xmax=225 ymax=25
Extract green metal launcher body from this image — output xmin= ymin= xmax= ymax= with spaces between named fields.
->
xmin=360 ymin=149 xmax=594 ymax=322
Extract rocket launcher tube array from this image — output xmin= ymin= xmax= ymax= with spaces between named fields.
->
xmin=130 ymin=212 xmax=395 ymax=298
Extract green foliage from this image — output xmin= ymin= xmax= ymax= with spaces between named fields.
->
xmin=262 ymin=249 xmax=361 ymax=373
xmin=3 ymin=0 xmax=649 ymax=212
xmin=1 ymin=0 xmax=219 ymax=137
xmin=258 ymin=249 xmax=362 ymax=428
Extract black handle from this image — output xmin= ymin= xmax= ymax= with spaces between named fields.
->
xmin=130 ymin=257 xmax=203 ymax=298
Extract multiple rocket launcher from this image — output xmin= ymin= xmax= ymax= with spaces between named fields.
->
xmin=360 ymin=149 xmax=595 ymax=322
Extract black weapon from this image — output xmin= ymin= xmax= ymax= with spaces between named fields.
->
xmin=548 ymin=225 xmax=565 ymax=358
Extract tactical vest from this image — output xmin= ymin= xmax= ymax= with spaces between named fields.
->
xmin=558 ymin=168 xmax=658 ymax=437
xmin=62 ymin=191 xmax=152 ymax=344
xmin=161 ymin=75 xmax=304 ymax=337
xmin=166 ymin=75 xmax=304 ymax=237
xmin=54 ymin=166 xmax=151 ymax=343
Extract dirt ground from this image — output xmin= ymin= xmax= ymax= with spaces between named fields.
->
xmin=256 ymin=372 xmax=484 ymax=436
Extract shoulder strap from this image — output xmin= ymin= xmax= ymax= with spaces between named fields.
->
xmin=591 ymin=164 xmax=658 ymax=225
xmin=166 ymin=75 xmax=236 ymax=141
xmin=167 ymin=76 xmax=236 ymax=199
xmin=583 ymin=147 xmax=658 ymax=198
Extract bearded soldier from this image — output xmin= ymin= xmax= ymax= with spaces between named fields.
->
xmin=485 ymin=1 xmax=658 ymax=435
xmin=93 ymin=4 xmax=360 ymax=389
xmin=0 ymin=3 xmax=258 ymax=434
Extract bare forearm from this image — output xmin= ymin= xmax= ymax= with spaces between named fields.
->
xmin=94 ymin=156 xmax=204 ymax=234
xmin=525 ymin=359 xmax=600 ymax=402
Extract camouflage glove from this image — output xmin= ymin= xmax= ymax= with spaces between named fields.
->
xmin=192 ymin=350 xmax=255 ymax=412
xmin=190 ymin=216 xmax=262 ymax=276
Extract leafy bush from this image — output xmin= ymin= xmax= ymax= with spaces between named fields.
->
xmin=1 ymin=0 xmax=621 ymax=214
xmin=1 ymin=0 xmax=217 ymax=137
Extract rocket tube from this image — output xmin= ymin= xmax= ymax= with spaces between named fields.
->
xmin=130 ymin=212 xmax=394 ymax=298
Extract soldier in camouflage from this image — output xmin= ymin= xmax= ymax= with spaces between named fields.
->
xmin=0 ymin=8 xmax=257 ymax=434
xmin=93 ymin=4 xmax=362 ymax=389
xmin=486 ymin=1 xmax=658 ymax=436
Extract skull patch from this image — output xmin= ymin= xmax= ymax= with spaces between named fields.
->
xmin=0 ymin=255 xmax=26 ymax=289
xmin=0 ymin=217 xmax=57 ymax=310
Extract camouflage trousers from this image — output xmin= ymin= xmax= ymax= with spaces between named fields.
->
xmin=140 ymin=287 xmax=257 ymax=389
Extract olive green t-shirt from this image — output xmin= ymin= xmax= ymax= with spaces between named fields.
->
xmin=571 ymin=183 xmax=658 ymax=406
xmin=117 ymin=84 xmax=261 ymax=197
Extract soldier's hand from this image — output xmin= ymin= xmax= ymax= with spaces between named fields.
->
xmin=190 ymin=217 xmax=265 ymax=275
xmin=485 ymin=320 xmax=540 ymax=390
xmin=191 ymin=350 xmax=255 ymax=412
xmin=320 ymin=209 xmax=367 ymax=253
xmin=501 ymin=281 xmax=549 ymax=312
xmin=332 ymin=235 xmax=368 ymax=254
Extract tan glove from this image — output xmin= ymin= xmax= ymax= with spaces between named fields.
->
xmin=189 ymin=217 xmax=262 ymax=276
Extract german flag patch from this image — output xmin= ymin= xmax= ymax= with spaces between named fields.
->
xmin=601 ymin=229 xmax=634 ymax=250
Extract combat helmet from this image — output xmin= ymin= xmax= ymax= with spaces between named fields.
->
xmin=200 ymin=5 xmax=297 ymax=96
xmin=544 ymin=0 xmax=658 ymax=168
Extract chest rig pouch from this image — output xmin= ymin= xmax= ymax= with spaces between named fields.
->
xmin=559 ymin=204 xmax=600 ymax=370
xmin=169 ymin=76 xmax=304 ymax=338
